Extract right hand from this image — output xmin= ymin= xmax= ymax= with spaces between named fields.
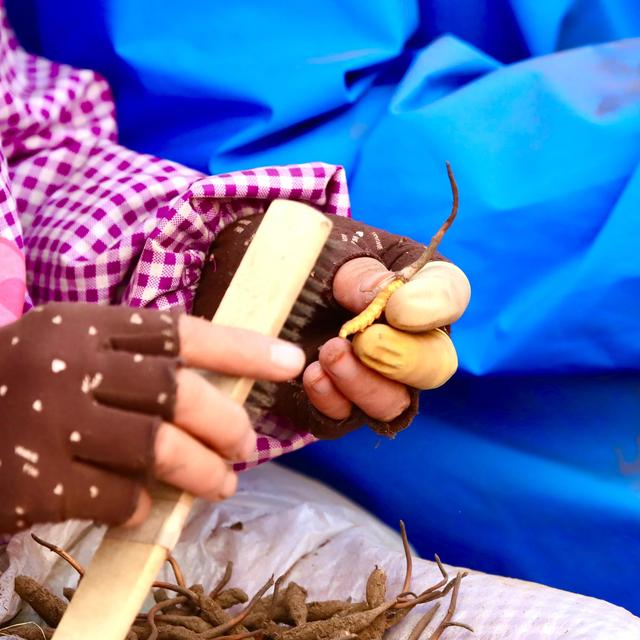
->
xmin=0 ymin=303 xmax=304 ymax=533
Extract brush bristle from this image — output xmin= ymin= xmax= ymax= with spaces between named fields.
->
xmin=246 ymin=241 xmax=335 ymax=413
xmin=246 ymin=380 xmax=278 ymax=417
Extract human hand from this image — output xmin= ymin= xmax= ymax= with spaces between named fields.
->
xmin=0 ymin=303 xmax=304 ymax=532
xmin=193 ymin=207 xmax=470 ymax=439
xmin=303 ymin=256 xmax=470 ymax=424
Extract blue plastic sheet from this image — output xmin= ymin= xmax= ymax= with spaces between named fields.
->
xmin=7 ymin=0 xmax=640 ymax=613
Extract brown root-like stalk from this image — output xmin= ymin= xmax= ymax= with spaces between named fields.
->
xmin=397 ymin=161 xmax=459 ymax=282
xmin=407 ymin=603 xmax=441 ymax=640
xmin=427 ymin=572 xmax=468 ymax=640
xmin=210 ymin=561 xmax=234 ymax=599
xmin=147 ymin=596 xmax=188 ymax=640
xmin=338 ymin=161 xmax=459 ymax=339
xmin=399 ymin=520 xmax=413 ymax=596
xmin=30 ymin=534 xmax=85 ymax=577
xmin=201 ymin=576 xmax=275 ymax=639
xmin=167 ymin=555 xmax=186 ymax=588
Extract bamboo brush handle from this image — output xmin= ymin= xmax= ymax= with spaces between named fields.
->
xmin=53 ymin=200 xmax=332 ymax=640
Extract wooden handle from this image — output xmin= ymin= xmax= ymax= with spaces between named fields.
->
xmin=52 ymin=200 xmax=332 ymax=640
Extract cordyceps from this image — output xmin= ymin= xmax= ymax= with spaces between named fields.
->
xmin=339 ymin=162 xmax=459 ymax=340
xmin=2 ymin=526 xmax=473 ymax=640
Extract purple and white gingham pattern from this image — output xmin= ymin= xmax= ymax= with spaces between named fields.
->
xmin=0 ymin=3 xmax=353 ymax=465
xmin=0 ymin=147 xmax=22 ymax=251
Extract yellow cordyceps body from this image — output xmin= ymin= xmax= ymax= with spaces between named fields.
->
xmin=338 ymin=278 xmax=405 ymax=339
xmin=339 ymin=161 xmax=459 ymax=342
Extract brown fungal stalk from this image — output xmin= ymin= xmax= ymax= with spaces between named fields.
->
xmin=168 ymin=554 xmax=186 ymax=588
xmin=339 ymin=162 xmax=459 ymax=339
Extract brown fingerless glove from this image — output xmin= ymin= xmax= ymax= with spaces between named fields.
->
xmin=0 ymin=302 xmax=181 ymax=533
xmin=193 ymin=212 xmax=438 ymax=440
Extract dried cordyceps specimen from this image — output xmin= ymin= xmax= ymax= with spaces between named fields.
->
xmin=147 ymin=596 xmax=189 ymax=640
xmin=365 ymin=568 xmax=387 ymax=608
xmin=339 ymin=162 xmax=459 ymax=339
xmin=407 ymin=604 xmax=440 ymax=640
xmin=13 ymin=575 xmax=66 ymax=627
xmin=154 ymin=615 xmax=212 ymax=632
xmin=156 ymin=626 xmax=198 ymax=640
xmin=216 ymin=589 xmax=249 ymax=609
xmin=283 ymin=583 xmax=307 ymax=627
xmin=197 ymin=594 xmax=231 ymax=627
xmin=358 ymin=567 xmax=388 ymax=640
xmin=9 ymin=525 xmax=471 ymax=640
xmin=276 ymin=601 xmax=396 ymax=640
xmin=357 ymin=616 xmax=386 ymax=640
xmin=200 ymin=576 xmax=274 ymax=639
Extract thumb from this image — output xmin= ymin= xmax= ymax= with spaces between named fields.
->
xmin=333 ymin=257 xmax=396 ymax=312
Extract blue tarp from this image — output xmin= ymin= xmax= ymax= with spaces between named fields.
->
xmin=7 ymin=0 xmax=640 ymax=613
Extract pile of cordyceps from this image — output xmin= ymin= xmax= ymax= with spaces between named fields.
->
xmin=1 ymin=524 xmax=472 ymax=640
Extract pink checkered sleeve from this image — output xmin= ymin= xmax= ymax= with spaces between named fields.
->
xmin=123 ymin=163 xmax=351 ymax=310
xmin=1 ymin=3 xmax=354 ymax=465
xmin=0 ymin=152 xmax=27 ymax=326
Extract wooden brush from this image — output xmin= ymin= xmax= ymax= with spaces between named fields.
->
xmin=52 ymin=199 xmax=333 ymax=640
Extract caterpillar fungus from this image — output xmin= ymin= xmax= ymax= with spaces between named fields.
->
xmin=339 ymin=161 xmax=459 ymax=339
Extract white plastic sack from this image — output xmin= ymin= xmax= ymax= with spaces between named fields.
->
xmin=1 ymin=463 xmax=638 ymax=639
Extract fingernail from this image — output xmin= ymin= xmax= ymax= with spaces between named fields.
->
xmin=310 ymin=372 xmax=332 ymax=395
xmin=359 ymin=270 xmax=395 ymax=295
xmin=270 ymin=342 xmax=305 ymax=371
xmin=327 ymin=351 xmax=354 ymax=379
xmin=220 ymin=472 xmax=238 ymax=499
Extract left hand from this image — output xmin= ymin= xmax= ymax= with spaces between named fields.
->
xmin=193 ymin=210 xmax=470 ymax=439
xmin=303 ymin=256 xmax=470 ymax=423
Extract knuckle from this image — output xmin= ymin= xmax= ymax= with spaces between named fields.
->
xmin=379 ymin=391 xmax=411 ymax=422
xmin=174 ymin=369 xmax=196 ymax=410
xmin=176 ymin=315 xmax=194 ymax=356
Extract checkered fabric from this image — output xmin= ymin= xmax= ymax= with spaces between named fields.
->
xmin=0 ymin=2 xmax=353 ymax=466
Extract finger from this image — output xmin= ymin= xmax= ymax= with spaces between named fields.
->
xmin=154 ymin=423 xmax=238 ymax=501
xmin=66 ymin=462 xmax=144 ymax=525
xmin=174 ymin=368 xmax=256 ymax=461
xmin=179 ymin=315 xmax=305 ymax=380
xmin=92 ymin=350 xmax=177 ymax=421
xmin=319 ymin=338 xmax=410 ymax=422
xmin=71 ymin=404 xmax=159 ymax=474
xmin=302 ymin=361 xmax=352 ymax=420
xmin=352 ymin=324 xmax=458 ymax=389
xmin=333 ymin=257 xmax=396 ymax=313
xmin=108 ymin=309 xmax=179 ymax=356
xmin=385 ymin=261 xmax=471 ymax=332
xmin=121 ymin=489 xmax=152 ymax=528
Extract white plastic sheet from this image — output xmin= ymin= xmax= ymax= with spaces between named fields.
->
xmin=1 ymin=463 xmax=638 ymax=638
